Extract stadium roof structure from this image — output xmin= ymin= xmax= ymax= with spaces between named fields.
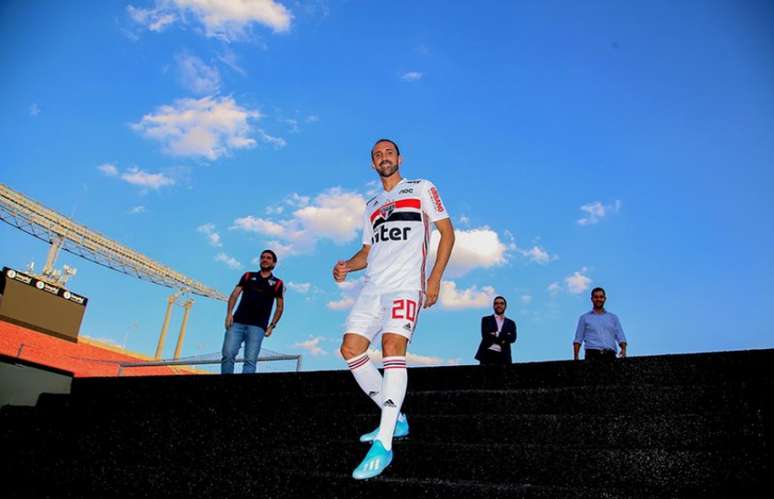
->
xmin=0 ymin=182 xmax=226 ymax=301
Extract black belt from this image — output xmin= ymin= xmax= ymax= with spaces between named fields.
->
xmin=585 ymin=349 xmax=616 ymax=360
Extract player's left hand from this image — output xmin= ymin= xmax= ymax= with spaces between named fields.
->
xmin=265 ymin=326 xmax=273 ymax=337
xmin=424 ymin=276 xmax=441 ymax=308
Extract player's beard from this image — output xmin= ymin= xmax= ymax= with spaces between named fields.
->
xmin=260 ymin=262 xmax=275 ymax=271
xmin=376 ymin=160 xmax=399 ymax=178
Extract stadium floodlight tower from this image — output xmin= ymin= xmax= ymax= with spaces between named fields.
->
xmin=0 ymin=183 xmax=227 ymax=359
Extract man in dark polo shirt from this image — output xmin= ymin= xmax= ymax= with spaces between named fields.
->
xmin=221 ymin=249 xmax=284 ymax=374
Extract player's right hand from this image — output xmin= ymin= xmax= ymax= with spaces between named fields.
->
xmin=333 ymin=260 xmax=349 ymax=282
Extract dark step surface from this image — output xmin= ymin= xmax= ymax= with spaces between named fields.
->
xmin=2 ymin=348 xmax=772 ymax=498
xmin=64 ymin=382 xmax=770 ymax=421
xmin=69 ymin=348 xmax=774 ymax=400
xmin=5 ymin=441 xmax=764 ymax=499
xmin=48 ymin=405 xmax=765 ymax=451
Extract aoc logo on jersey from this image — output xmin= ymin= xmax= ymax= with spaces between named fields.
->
xmin=372 ymin=225 xmax=412 ymax=243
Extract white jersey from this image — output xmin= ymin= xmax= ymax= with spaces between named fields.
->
xmin=361 ymin=178 xmax=449 ymax=294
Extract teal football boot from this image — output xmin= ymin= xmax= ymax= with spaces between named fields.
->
xmin=359 ymin=413 xmax=409 ymax=443
xmin=352 ymin=440 xmax=393 ymax=480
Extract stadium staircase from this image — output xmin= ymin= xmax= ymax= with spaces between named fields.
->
xmin=2 ymin=349 xmax=772 ymax=498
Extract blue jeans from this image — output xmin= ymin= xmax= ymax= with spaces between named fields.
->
xmin=221 ymin=322 xmax=265 ymax=374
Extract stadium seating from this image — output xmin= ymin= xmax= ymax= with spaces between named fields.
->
xmin=2 ymin=348 xmax=772 ymax=498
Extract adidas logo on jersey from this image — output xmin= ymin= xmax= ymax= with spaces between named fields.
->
xmin=383 ymin=399 xmax=397 ymax=408
xmin=372 ymin=225 xmax=412 ymax=243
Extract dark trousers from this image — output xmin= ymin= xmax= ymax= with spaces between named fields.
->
xmin=478 ymin=349 xmax=509 ymax=365
xmin=584 ymin=349 xmax=616 ymax=361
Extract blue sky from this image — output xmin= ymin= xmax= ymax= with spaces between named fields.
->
xmin=1 ymin=0 xmax=773 ymax=371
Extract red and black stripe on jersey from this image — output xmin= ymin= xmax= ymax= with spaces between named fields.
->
xmin=369 ymin=198 xmax=422 ymax=230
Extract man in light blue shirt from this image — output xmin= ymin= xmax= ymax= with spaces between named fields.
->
xmin=573 ymin=287 xmax=627 ymax=361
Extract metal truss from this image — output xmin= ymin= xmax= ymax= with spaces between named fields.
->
xmin=0 ymin=183 xmax=226 ymax=301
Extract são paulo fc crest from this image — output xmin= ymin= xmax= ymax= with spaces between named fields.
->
xmin=380 ymin=202 xmax=396 ymax=220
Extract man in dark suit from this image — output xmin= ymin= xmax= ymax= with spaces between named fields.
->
xmin=475 ymin=296 xmax=517 ymax=365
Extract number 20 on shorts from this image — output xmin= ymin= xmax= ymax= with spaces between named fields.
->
xmin=391 ymin=299 xmax=417 ymax=321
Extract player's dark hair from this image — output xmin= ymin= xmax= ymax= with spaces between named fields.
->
xmin=591 ymin=287 xmax=605 ymax=297
xmin=261 ymin=249 xmax=278 ymax=263
xmin=494 ymin=296 xmax=507 ymax=306
xmin=371 ymin=138 xmax=401 ymax=159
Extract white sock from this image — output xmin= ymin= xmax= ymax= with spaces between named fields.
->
xmin=376 ymin=356 xmax=407 ymax=451
xmin=346 ymin=352 xmax=383 ymax=408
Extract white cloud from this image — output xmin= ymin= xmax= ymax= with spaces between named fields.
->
xmin=232 ymin=216 xmax=287 ymax=236
xmin=547 ymin=282 xmax=562 ymax=296
xmin=431 ymin=227 xmax=509 ymax=278
xmin=129 ymin=205 xmax=146 ymax=215
xmin=565 ymin=267 xmax=592 ymax=294
xmin=439 ymin=281 xmax=496 ymax=310
xmin=285 ymin=193 xmax=310 ymax=208
xmin=215 ymin=252 xmax=242 ymax=269
xmin=176 ymin=53 xmax=221 ymax=95
xmin=100 ymin=163 xmax=174 ymax=191
xmin=286 ymin=281 xmax=311 ymax=294
xmin=128 ymin=0 xmax=293 ymax=41
xmin=305 ymin=114 xmax=319 ymax=124
xmin=577 ymin=200 xmax=622 ymax=226
xmin=293 ymin=190 xmax=363 ymax=241
xmin=121 ymin=167 xmax=175 ymax=190
xmin=218 ymin=48 xmax=246 ymax=75
xmin=233 ymin=187 xmax=366 ymax=254
xmin=401 ymin=71 xmax=423 ymax=81
xmin=197 ymin=223 xmax=223 ymax=247
xmin=519 ymin=245 xmax=556 ymax=265
xmin=257 ymin=128 xmax=287 ymax=148
xmin=29 ymin=104 xmax=41 ymax=116
xmin=326 ymin=277 xmax=364 ymax=310
xmin=131 ymin=96 xmax=263 ymax=160
xmin=127 ymin=5 xmax=177 ymax=31
xmin=504 ymin=230 xmax=557 ymax=265
xmin=261 ymin=241 xmax=295 ymax=258
xmin=98 ymin=163 xmax=119 ymax=176
xmin=364 ymin=348 xmax=450 ymax=367
xmin=520 ymin=294 xmax=532 ymax=305
xmin=327 ymin=297 xmax=354 ymax=310
xmin=282 ymin=118 xmax=299 ymax=133
xmin=294 ymin=336 xmax=326 ymax=356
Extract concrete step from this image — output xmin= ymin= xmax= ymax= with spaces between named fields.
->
xmin=69 ymin=349 xmax=774 ymax=404
xmin=272 ymin=441 xmax=766 ymax=492
xmin=6 ymin=439 xmax=761 ymax=499
xmin=66 ymin=382 xmax=764 ymax=421
xmin=3 ymin=458 xmax=689 ymax=499
xmin=68 ymin=407 xmax=763 ymax=452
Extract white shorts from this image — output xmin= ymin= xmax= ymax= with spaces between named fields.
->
xmin=345 ymin=289 xmax=424 ymax=342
